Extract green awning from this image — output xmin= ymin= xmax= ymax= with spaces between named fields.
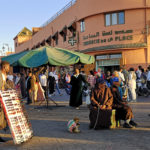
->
xmin=2 ymin=46 xmax=95 ymax=68
xmin=18 ymin=46 xmax=95 ymax=68
xmin=1 ymin=50 xmax=29 ymax=66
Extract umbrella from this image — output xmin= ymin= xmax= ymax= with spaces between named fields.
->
xmin=2 ymin=46 xmax=95 ymax=68
xmin=1 ymin=50 xmax=29 ymax=66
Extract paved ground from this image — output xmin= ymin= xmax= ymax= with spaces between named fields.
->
xmin=0 ymin=89 xmax=150 ymax=150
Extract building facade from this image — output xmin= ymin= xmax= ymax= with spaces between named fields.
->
xmin=14 ymin=0 xmax=150 ymax=73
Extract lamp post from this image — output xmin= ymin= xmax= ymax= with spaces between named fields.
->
xmin=3 ymin=43 xmax=10 ymax=55
xmin=2 ymin=45 xmax=5 ymax=56
xmin=0 ymin=43 xmax=12 ymax=56
xmin=4 ymin=43 xmax=9 ymax=52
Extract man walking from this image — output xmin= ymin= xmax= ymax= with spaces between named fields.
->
xmin=0 ymin=61 xmax=11 ymax=142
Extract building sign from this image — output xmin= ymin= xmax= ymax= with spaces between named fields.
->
xmin=96 ymin=54 xmax=122 ymax=60
xmin=83 ymin=30 xmax=133 ymax=46
xmin=68 ymin=37 xmax=77 ymax=46
xmin=0 ymin=90 xmax=33 ymax=144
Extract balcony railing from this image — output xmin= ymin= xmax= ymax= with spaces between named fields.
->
xmin=41 ymin=0 xmax=77 ymax=27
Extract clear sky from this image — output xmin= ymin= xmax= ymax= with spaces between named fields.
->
xmin=0 ymin=0 xmax=71 ymax=53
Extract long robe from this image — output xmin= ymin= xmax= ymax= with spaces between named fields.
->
xmin=69 ymin=74 xmax=87 ymax=107
xmin=48 ymin=76 xmax=55 ymax=94
xmin=111 ymin=85 xmax=133 ymax=121
xmin=20 ymin=75 xmax=26 ymax=98
xmin=89 ymin=84 xmax=113 ymax=129
xmin=37 ymin=83 xmax=45 ymax=101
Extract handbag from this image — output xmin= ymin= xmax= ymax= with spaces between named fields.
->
xmin=0 ymin=108 xmax=7 ymax=130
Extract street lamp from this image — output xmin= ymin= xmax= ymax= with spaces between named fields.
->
xmin=0 ymin=43 xmax=12 ymax=56
xmin=4 ymin=43 xmax=9 ymax=52
xmin=2 ymin=45 xmax=5 ymax=56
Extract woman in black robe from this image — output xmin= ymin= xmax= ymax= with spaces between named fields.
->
xmin=69 ymin=69 xmax=87 ymax=109
xmin=20 ymin=73 xmax=26 ymax=98
xmin=48 ymin=72 xmax=55 ymax=95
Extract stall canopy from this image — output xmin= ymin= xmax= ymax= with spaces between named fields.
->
xmin=1 ymin=50 xmax=29 ymax=66
xmin=2 ymin=46 xmax=95 ymax=68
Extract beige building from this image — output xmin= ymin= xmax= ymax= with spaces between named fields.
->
xmin=14 ymin=0 xmax=150 ymax=73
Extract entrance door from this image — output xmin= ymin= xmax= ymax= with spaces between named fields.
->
xmin=104 ymin=66 xmax=120 ymax=74
xmin=96 ymin=59 xmax=120 ymax=74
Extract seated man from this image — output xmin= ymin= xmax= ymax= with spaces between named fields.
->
xmin=89 ymin=78 xmax=113 ymax=129
xmin=111 ymin=85 xmax=137 ymax=128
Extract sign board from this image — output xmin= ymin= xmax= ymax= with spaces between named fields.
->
xmin=0 ymin=90 xmax=33 ymax=144
xmin=68 ymin=37 xmax=77 ymax=46
xmin=83 ymin=30 xmax=133 ymax=46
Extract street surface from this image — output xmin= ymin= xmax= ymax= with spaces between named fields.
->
xmin=0 ymin=89 xmax=150 ymax=150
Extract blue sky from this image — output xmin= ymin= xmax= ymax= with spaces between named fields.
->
xmin=0 ymin=0 xmax=71 ymax=53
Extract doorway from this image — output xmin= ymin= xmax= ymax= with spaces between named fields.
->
xmin=96 ymin=59 xmax=120 ymax=74
xmin=103 ymin=66 xmax=120 ymax=74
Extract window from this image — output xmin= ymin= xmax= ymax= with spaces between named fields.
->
xmin=55 ymin=36 xmax=58 ymax=45
xmin=118 ymin=12 xmax=125 ymax=24
xmin=52 ymin=33 xmax=58 ymax=45
xmin=112 ymin=13 xmax=117 ymax=25
xmin=70 ymin=28 xmax=76 ymax=37
xmin=80 ymin=20 xmax=85 ymax=32
xmin=105 ymin=11 xmax=125 ymax=26
xmin=59 ymin=27 xmax=67 ymax=42
xmin=105 ymin=14 xmax=110 ymax=26
xmin=46 ymin=37 xmax=51 ymax=46
xmin=63 ymin=33 xmax=66 ymax=42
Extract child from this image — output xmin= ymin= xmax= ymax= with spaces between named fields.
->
xmin=67 ymin=117 xmax=80 ymax=133
xmin=82 ymin=85 xmax=91 ymax=106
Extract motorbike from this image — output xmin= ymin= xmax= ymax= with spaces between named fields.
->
xmin=136 ymin=79 xmax=150 ymax=97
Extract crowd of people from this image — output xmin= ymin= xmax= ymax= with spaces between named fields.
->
xmin=1 ymin=60 xmax=150 ymax=142
xmin=0 ymin=62 xmax=67 ymax=142
xmin=69 ymin=66 xmax=150 ymax=107
xmin=4 ymin=67 xmax=65 ymax=105
xmin=6 ymin=65 xmax=150 ymax=106
xmin=68 ymin=66 xmax=150 ymax=130
xmin=4 ymin=65 xmax=150 ymax=130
